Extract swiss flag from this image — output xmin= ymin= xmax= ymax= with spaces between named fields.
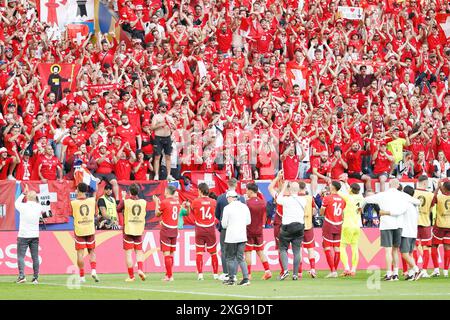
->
xmin=286 ymin=62 xmax=310 ymax=92
xmin=436 ymin=13 xmax=450 ymax=41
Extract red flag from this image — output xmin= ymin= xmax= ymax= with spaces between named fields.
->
xmin=286 ymin=61 xmax=310 ymax=92
xmin=115 ymin=181 xmax=168 ymax=229
xmin=189 ymin=171 xmax=228 ymax=196
xmin=0 ymin=180 xmax=16 ymax=230
xmin=66 ymin=24 xmax=89 ymax=44
xmin=436 ymin=13 xmax=450 ymax=41
xmin=23 ymin=181 xmax=74 ymax=224
xmin=38 ymin=63 xmax=81 ymax=100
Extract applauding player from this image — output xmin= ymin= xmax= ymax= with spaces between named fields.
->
xmin=244 ymin=182 xmax=272 ymax=281
xmin=154 ymin=185 xmax=180 ymax=281
xmin=190 ymin=183 xmax=219 ymax=280
xmin=118 ymin=184 xmax=147 ymax=282
xmin=71 ymin=183 xmax=99 ymax=283
xmin=320 ymin=181 xmax=346 ymax=278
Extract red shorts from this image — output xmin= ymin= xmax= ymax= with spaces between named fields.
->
xmin=74 ymin=234 xmax=95 ymax=250
xmin=195 ymin=226 xmax=217 ymax=254
xmin=432 ymin=226 xmax=450 ymax=245
xmin=123 ymin=233 xmax=143 ymax=250
xmin=416 ymin=226 xmax=432 ymax=247
xmin=245 ymin=234 xmax=264 ymax=252
xmin=160 ymin=226 xmax=178 ymax=253
xmin=302 ymin=228 xmax=315 ymax=248
xmin=322 ymin=222 xmax=342 ymax=248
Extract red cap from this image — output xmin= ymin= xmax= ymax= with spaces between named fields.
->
xmin=34 ymin=131 xmax=46 ymax=141
xmin=380 ymin=141 xmax=387 ymax=146
xmin=113 ymin=135 xmax=122 ymax=140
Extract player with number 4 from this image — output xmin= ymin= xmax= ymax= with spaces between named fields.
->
xmin=153 ymin=185 xmax=180 ymax=281
xmin=320 ymin=181 xmax=346 ymax=278
xmin=188 ymin=183 xmax=219 ymax=280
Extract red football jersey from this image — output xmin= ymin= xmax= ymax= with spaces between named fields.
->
xmin=159 ymin=198 xmax=180 ymax=229
xmin=39 ymin=156 xmax=61 ymax=180
xmin=191 ymin=197 xmax=217 ymax=228
xmin=322 ymin=194 xmax=346 ymax=226
xmin=246 ymin=197 xmax=266 ymax=236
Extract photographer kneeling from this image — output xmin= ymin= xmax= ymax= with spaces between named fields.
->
xmin=15 ymin=184 xmax=44 ymax=284
xmin=276 ymin=181 xmax=306 ymax=281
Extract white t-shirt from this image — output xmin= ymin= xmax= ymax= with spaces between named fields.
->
xmin=15 ymin=194 xmax=43 ymax=238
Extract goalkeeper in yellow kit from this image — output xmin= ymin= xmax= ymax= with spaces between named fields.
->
xmin=338 ymin=183 xmax=364 ymax=276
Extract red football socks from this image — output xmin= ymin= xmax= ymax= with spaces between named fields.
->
xmin=444 ymin=250 xmax=450 ymax=270
xmin=324 ymin=250 xmax=334 ymax=272
xmin=137 ymin=261 xmax=143 ymax=271
xmin=164 ymin=256 xmax=173 ymax=277
xmin=127 ymin=267 xmax=134 ymax=278
xmin=333 ymin=251 xmax=341 ymax=271
xmin=422 ymin=250 xmax=430 ymax=269
xmin=262 ymin=261 xmax=270 ymax=271
xmin=79 ymin=268 xmax=84 ymax=277
xmin=196 ymin=255 xmax=203 ymax=274
xmin=90 ymin=261 xmax=96 ymax=270
xmin=247 ymin=264 xmax=251 ymax=275
xmin=401 ymin=256 xmax=408 ymax=273
xmin=211 ymin=254 xmax=219 ymax=274
xmin=431 ymin=247 xmax=440 ymax=268
xmin=310 ymin=257 xmax=316 ymax=270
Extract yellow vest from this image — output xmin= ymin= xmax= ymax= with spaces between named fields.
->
xmin=302 ymin=195 xmax=313 ymax=230
xmin=124 ymin=199 xmax=147 ymax=236
xmin=99 ymin=195 xmax=118 ymax=222
xmin=72 ymin=197 xmax=96 ymax=237
xmin=414 ymin=189 xmax=434 ymax=227
xmin=436 ymin=194 xmax=450 ymax=228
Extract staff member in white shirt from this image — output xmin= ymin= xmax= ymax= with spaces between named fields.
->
xmin=380 ymin=185 xmax=421 ymax=281
xmin=221 ymin=190 xmax=251 ymax=286
xmin=15 ymin=184 xmax=44 ymax=284
xmin=276 ymin=181 xmax=306 ymax=281
xmin=362 ymin=179 xmax=420 ymax=281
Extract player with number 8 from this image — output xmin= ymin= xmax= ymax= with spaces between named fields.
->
xmin=154 ymin=185 xmax=180 ymax=281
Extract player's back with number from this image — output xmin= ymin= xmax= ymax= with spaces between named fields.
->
xmin=322 ymin=194 xmax=346 ymax=225
xmin=160 ymin=198 xmax=180 ymax=229
xmin=192 ymin=197 xmax=217 ymax=228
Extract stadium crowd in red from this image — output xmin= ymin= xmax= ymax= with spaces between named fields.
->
xmin=1 ymin=0 xmax=450 ymax=199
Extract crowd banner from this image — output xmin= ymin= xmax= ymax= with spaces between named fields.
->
xmin=1 ymin=177 xmax=427 ymax=229
xmin=436 ymin=13 xmax=450 ymax=40
xmin=0 ymin=229 xmax=445 ymax=275
xmin=23 ymin=180 xmax=75 ymax=225
xmin=39 ymin=0 xmax=95 ymax=28
xmin=37 ymin=63 xmax=81 ymax=97
xmin=0 ymin=181 xmax=16 ymax=231
xmin=337 ymin=6 xmax=364 ymax=20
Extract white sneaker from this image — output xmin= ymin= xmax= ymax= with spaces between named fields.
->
xmin=325 ymin=272 xmax=338 ymax=278
xmin=80 ymin=276 xmax=86 ymax=283
xmin=91 ymin=270 xmax=99 ymax=282
xmin=197 ymin=273 xmax=204 ymax=281
xmin=218 ymin=273 xmax=229 ymax=281
xmin=154 ymin=175 xmax=159 ymax=181
xmin=213 ymin=274 xmax=219 ymax=280
xmin=419 ymin=269 xmax=430 ymax=278
xmin=431 ymin=269 xmax=441 ymax=277
xmin=137 ymin=270 xmax=146 ymax=281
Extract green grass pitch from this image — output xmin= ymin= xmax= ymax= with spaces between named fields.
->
xmin=0 ymin=271 xmax=449 ymax=300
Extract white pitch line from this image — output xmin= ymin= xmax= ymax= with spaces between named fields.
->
xmin=35 ymin=282 xmax=450 ymax=299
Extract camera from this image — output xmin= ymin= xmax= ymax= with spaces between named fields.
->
xmin=41 ymin=210 xmax=53 ymax=218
